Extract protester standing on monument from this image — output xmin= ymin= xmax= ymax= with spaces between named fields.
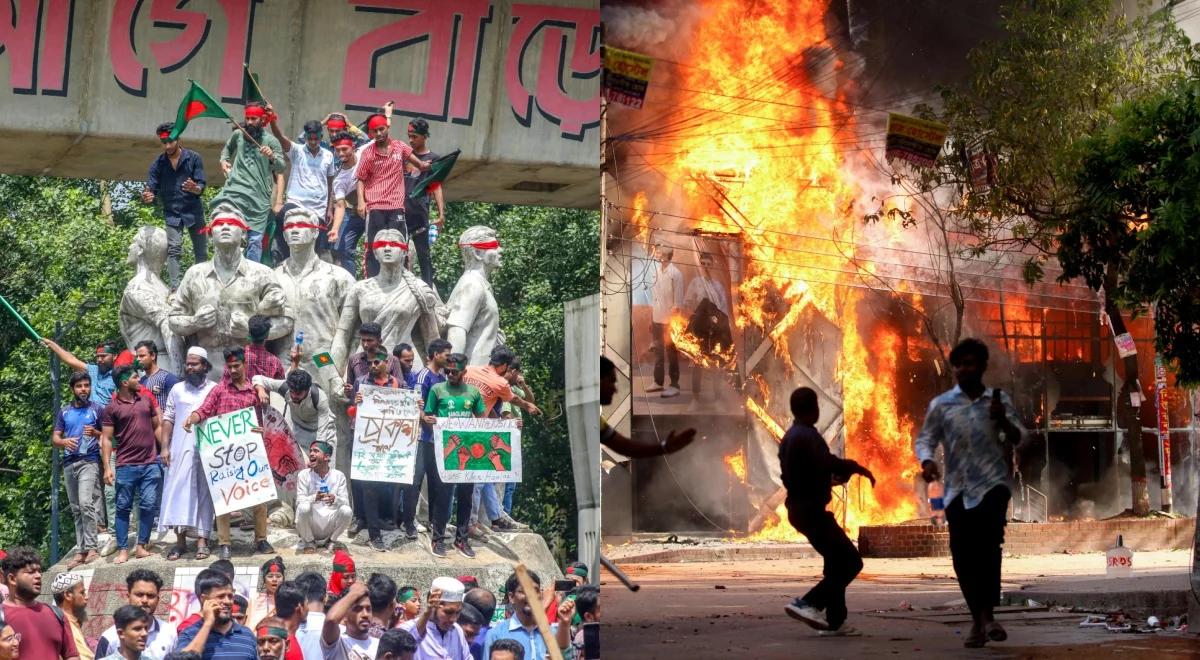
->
xmin=1 ymin=548 xmax=79 ymax=660
xmin=915 ymin=338 xmax=1024 ymax=649
xmin=95 ymin=569 xmax=176 ymax=658
xmin=648 ymin=245 xmax=684 ymax=398
xmin=135 ymin=340 xmax=178 ymax=409
xmin=54 ymin=371 xmax=104 ymax=569
xmin=101 ymin=365 xmax=165 ymax=565
xmin=143 ymin=122 xmax=207 ymax=290
xmin=175 ymin=569 xmax=257 ymax=658
xmin=267 ymin=110 xmax=337 ymax=264
xmin=212 ymin=103 xmax=287 ymax=263
xmin=354 ymin=112 xmax=431 ymax=277
xmin=158 ymin=347 xmax=217 ymax=561
xmin=253 ymin=367 xmax=336 ymax=460
xmin=482 ymin=571 xmax=570 ymax=659
xmin=401 ymin=578 xmax=470 ymax=660
xmin=402 ymin=339 xmax=453 ymax=539
xmin=780 ymin=387 xmax=875 ymax=637
xmin=237 ymin=314 xmax=285 ymax=382
xmin=402 ymin=118 xmax=445 ymax=287
xmin=350 ymin=348 xmax=404 ymax=551
xmin=42 ymin=339 xmax=119 ymax=406
xmin=344 ymin=322 xmax=405 ymax=389
xmin=183 ymin=347 xmax=275 ymax=560
xmin=50 ymin=573 xmax=90 ymax=660
xmin=393 ymin=343 xmax=418 ymax=389
xmin=328 ymin=131 xmax=367 ymax=276
xmin=294 ymin=440 xmax=353 ymax=554
xmin=424 ymin=354 xmax=487 ymax=559
xmin=320 ymin=581 xmax=379 ymax=659
xmin=496 ymin=356 xmax=533 ymax=515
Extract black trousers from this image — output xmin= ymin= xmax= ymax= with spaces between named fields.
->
xmin=364 ymin=209 xmax=406 ymax=277
xmin=651 ymin=322 xmax=679 ymax=388
xmin=945 ymin=486 xmax=1010 ymax=620
xmin=360 ymin=481 xmax=396 ymax=542
xmin=407 ymin=442 xmax=471 ymax=544
xmin=405 ymin=215 xmax=435 ymax=287
xmin=788 ymin=507 xmax=863 ymax=630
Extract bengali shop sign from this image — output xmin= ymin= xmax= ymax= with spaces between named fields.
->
xmin=196 ymin=406 xmax=277 ymax=516
xmin=434 ymin=418 xmax=522 ymax=483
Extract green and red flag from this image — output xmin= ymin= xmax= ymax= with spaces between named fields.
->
xmin=312 ymin=352 xmax=335 ymax=368
xmin=170 ymin=81 xmax=233 ymax=140
xmin=407 ymin=149 xmax=460 ymax=199
xmin=243 ymin=64 xmax=267 ymax=105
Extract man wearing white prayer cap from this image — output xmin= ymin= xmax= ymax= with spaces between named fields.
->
xmin=51 ymin=572 xmax=91 ymax=660
xmin=399 ymin=577 xmax=470 ymax=660
xmin=157 ymin=345 xmax=218 ymax=559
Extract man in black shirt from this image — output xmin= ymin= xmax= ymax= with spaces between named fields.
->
xmin=143 ymin=121 xmax=207 ymax=290
xmin=779 ymin=386 xmax=875 ymax=637
xmin=403 ymin=118 xmax=445 ymax=287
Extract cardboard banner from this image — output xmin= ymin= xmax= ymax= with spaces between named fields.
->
xmin=602 ymin=46 xmax=653 ymax=109
xmin=885 ymin=113 xmax=948 ymax=168
xmin=434 ymin=418 xmax=522 ymax=483
xmin=196 ymin=407 xmax=278 ymax=516
xmin=259 ymin=406 xmax=304 ymax=494
xmin=351 ymin=385 xmax=420 ymax=484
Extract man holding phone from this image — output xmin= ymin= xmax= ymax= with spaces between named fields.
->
xmin=915 ymin=338 xmax=1024 ymax=649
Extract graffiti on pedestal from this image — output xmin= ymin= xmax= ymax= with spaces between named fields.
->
xmin=0 ymin=0 xmax=599 ymax=139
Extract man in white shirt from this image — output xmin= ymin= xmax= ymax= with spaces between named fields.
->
xmin=293 ymin=571 xmax=330 ymax=659
xmin=327 ymin=131 xmax=366 ymax=276
xmin=94 ymin=569 xmax=177 ymax=659
xmin=648 ymin=245 xmax=684 ymax=398
xmin=321 ymin=581 xmax=378 ymax=659
xmin=268 ymin=112 xmax=337 ymax=263
xmin=682 ymin=251 xmax=734 ymax=397
xmin=401 ymin=577 xmax=470 ymax=660
xmin=293 ymin=441 xmax=353 ymax=553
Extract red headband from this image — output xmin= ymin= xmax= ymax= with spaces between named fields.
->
xmin=370 ymin=240 xmax=408 ymax=251
xmin=244 ymin=106 xmax=266 ymax=119
xmin=460 ymin=240 xmax=500 ymax=250
xmin=367 ymin=115 xmax=388 ymax=130
xmin=327 ymin=119 xmax=347 ymax=130
xmin=158 ymin=131 xmax=171 ymax=140
xmin=332 ymin=137 xmax=354 ymax=147
xmin=283 ymin=221 xmax=325 ymax=231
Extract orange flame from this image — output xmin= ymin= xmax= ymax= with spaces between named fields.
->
xmin=724 ymin=447 xmax=747 ymax=484
xmin=669 ymin=313 xmax=735 ymax=369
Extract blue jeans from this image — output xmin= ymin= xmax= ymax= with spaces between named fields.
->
xmin=245 ymin=229 xmax=265 ymax=262
xmin=115 ymin=464 xmax=162 ymax=549
xmin=503 ymin=482 xmax=517 ymax=514
xmin=472 ymin=483 xmax=504 ymax=523
xmin=334 ymin=212 xmax=366 ymax=276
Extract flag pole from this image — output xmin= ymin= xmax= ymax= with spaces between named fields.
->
xmin=243 ymin=63 xmax=274 ymax=108
xmin=0 ymin=293 xmax=42 ymax=342
xmin=227 ymin=119 xmax=264 ymax=149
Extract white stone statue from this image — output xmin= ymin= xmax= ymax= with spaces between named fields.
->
xmin=446 ymin=225 xmax=504 ymax=366
xmin=333 ymin=228 xmax=443 ymax=370
xmin=274 ymin=207 xmax=355 ymax=393
xmin=120 ymin=226 xmax=183 ymax=373
xmin=169 ymin=207 xmax=293 ymax=380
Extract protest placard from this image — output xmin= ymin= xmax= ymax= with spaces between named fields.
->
xmin=352 ymin=385 xmax=420 ymax=484
xmin=433 ymin=418 xmax=521 ymax=483
xmin=196 ymin=406 xmax=277 ymax=516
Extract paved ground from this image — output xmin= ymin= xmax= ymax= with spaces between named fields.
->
xmin=602 ymin=548 xmax=1198 ymax=658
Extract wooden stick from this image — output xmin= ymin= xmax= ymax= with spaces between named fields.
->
xmin=227 ymin=119 xmax=263 ymax=149
xmin=513 ymin=564 xmax=565 ymax=660
xmin=243 ymin=63 xmax=273 ymax=109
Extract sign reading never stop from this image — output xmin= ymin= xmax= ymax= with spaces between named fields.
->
xmin=196 ymin=406 xmax=278 ymax=516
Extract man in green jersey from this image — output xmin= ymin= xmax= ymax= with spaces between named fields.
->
xmin=422 ymin=354 xmax=484 ymax=559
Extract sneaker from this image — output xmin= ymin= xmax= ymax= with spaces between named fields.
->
xmin=431 ymin=540 xmax=447 ymax=558
xmin=468 ymin=523 xmax=489 ymax=540
xmin=416 ymin=523 xmax=428 ymax=533
xmin=490 ymin=516 xmax=529 ymax=532
xmin=368 ymin=538 xmax=387 ymax=551
xmin=404 ymin=525 xmax=419 ymax=540
xmin=645 ymin=384 xmax=664 ymax=393
xmin=349 ymin=519 xmax=365 ymax=535
xmin=785 ymin=600 xmax=829 ymax=631
xmin=454 ymin=540 xmax=476 ymax=559
xmin=661 ymin=385 xmax=680 ymax=398
xmin=818 ymin=625 xmax=861 ymax=637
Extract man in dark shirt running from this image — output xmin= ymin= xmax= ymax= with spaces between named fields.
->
xmin=779 ymin=386 xmax=875 ymax=637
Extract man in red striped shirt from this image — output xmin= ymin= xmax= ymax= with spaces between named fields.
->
xmin=354 ymin=111 xmax=430 ymax=277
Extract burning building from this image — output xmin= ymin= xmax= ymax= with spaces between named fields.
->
xmin=599 ymin=0 xmax=1198 ymax=545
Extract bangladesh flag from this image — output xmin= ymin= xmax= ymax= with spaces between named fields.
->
xmin=312 ymin=352 xmax=334 ymax=368
xmin=408 ymin=149 xmax=460 ymax=199
xmin=170 ymin=81 xmax=233 ymax=140
xmin=243 ymin=64 xmax=266 ymax=104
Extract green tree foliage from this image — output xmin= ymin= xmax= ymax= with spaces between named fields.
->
xmin=0 ymin=174 xmax=598 ymax=561
xmin=1060 ymin=79 xmax=1200 ymax=384
xmin=430 ymin=204 xmax=599 ymax=562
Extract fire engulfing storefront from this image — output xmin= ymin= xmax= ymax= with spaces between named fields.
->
xmin=599 ymin=0 xmax=1198 ymax=543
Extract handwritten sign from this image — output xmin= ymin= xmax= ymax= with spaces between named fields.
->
xmin=434 ymin=418 xmax=522 ymax=483
xmin=196 ymin=407 xmax=278 ymax=516
xmin=352 ymin=386 xmax=420 ymax=484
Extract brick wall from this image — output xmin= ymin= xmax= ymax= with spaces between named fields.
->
xmin=858 ymin=518 xmax=1197 ymax=558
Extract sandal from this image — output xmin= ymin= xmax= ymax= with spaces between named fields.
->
xmin=65 ymin=554 xmax=85 ymax=569
xmin=195 ymin=545 xmax=210 ymax=560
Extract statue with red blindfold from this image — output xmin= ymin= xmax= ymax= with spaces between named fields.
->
xmin=447 ymin=225 xmax=505 ymax=367
xmin=170 ymin=206 xmax=293 ymax=381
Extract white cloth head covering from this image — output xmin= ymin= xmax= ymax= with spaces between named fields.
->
xmin=431 ymin=576 xmax=465 ymax=603
xmin=51 ymin=572 xmax=83 ymax=595
xmin=187 ymin=346 xmax=209 ymax=361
